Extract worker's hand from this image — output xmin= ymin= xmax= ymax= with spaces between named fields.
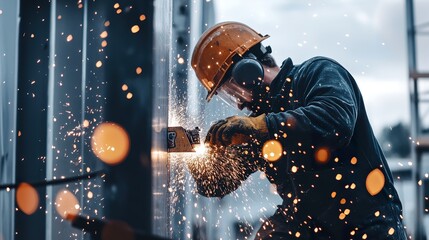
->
xmin=205 ymin=114 xmax=269 ymax=146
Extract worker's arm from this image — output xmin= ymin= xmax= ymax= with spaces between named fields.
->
xmin=266 ymin=58 xmax=358 ymax=151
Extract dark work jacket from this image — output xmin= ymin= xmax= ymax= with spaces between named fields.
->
xmin=262 ymin=56 xmax=404 ymax=237
xmin=191 ymin=56 xmax=405 ymax=238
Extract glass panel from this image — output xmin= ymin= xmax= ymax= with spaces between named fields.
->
xmin=0 ymin=1 xmax=19 ymax=240
xmin=45 ymin=1 xmax=106 ymax=239
xmin=152 ymin=0 xmax=172 ymax=237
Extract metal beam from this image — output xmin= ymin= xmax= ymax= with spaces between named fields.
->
xmin=406 ymin=0 xmax=428 ymax=238
xmin=15 ymin=1 xmax=51 ymax=239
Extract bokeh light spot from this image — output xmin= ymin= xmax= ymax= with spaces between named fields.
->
xmin=66 ymin=34 xmax=73 ymax=42
xmin=139 ymin=14 xmax=146 ymax=21
xmin=388 ymin=228 xmax=395 ymax=235
xmin=16 ymin=183 xmax=39 ymax=215
xmin=113 ymin=3 xmax=120 ymax=9
xmin=83 ymin=119 xmax=90 ymax=128
xmin=122 ymin=84 xmax=128 ymax=91
xmin=366 ymin=168 xmax=385 ymax=196
xmin=331 ymin=191 xmax=337 ymax=198
xmin=55 ymin=189 xmax=80 ymax=219
xmin=350 ymin=157 xmax=358 ymax=165
xmin=100 ymin=31 xmax=108 ymax=39
xmin=262 ymin=140 xmax=283 ymax=162
xmin=126 ymin=92 xmax=133 ymax=99
xmin=315 ymin=147 xmax=329 ymax=164
xmin=101 ymin=40 xmax=108 ymax=47
xmin=344 ymin=209 xmax=350 ymax=215
xmin=335 ymin=174 xmax=342 ymax=181
xmin=339 ymin=213 xmax=346 ymax=220
xmin=91 ymin=122 xmax=130 ymax=165
xmin=96 ymin=60 xmax=103 ymax=68
xmin=131 ymin=25 xmax=140 ymax=33
xmin=136 ymin=67 xmax=142 ymax=75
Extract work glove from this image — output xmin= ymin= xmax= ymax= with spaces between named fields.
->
xmin=205 ymin=113 xmax=269 ymax=147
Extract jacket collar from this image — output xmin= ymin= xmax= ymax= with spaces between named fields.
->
xmin=267 ymin=58 xmax=295 ymax=113
xmin=269 ymin=58 xmax=294 ymax=97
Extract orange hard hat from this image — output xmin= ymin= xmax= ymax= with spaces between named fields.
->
xmin=191 ymin=21 xmax=269 ymax=102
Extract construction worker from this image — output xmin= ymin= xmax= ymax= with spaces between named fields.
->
xmin=190 ymin=21 xmax=408 ymax=239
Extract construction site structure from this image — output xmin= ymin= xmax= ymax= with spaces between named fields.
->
xmin=406 ymin=0 xmax=429 ymax=239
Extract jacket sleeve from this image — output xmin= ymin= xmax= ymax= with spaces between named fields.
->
xmin=187 ymin=146 xmax=259 ymax=198
xmin=266 ymin=59 xmax=358 ymax=151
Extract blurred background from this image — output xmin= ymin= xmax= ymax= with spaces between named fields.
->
xmin=0 ymin=0 xmax=428 ymax=239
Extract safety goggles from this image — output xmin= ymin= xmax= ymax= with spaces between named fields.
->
xmin=216 ymin=77 xmax=255 ymax=111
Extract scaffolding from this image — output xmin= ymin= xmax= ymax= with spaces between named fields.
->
xmin=406 ymin=0 xmax=429 ymax=239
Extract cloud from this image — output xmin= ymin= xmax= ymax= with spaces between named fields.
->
xmin=215 ymin=0 xmax=407 ymax=76
xmin=357 ymin=77 xmax=410 ymax=135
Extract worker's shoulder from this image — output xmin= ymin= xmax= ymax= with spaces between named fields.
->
xmin=302 ymin=56 xmax=343 ymax=68
xmin=297 ymin=56 xmax=348 ymax=76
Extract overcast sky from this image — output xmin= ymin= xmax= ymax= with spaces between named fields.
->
xmin=213 ymin=0 xmax=429 ymax=136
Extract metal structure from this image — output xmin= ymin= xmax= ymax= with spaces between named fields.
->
xmin=152 ymin=0 xmax=172 ymax=237
xmin=1 ymin=0 xmax=171 ymax=239
xmin=1 ymin=0 xmax=217 ymax=239
xmin=0 ymin=2 xmax=19 ymax=240
xmin=406 ymin=0 xmax=429 ymax=239
xmin=169 ymin=1 xmax=217 ymax=239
